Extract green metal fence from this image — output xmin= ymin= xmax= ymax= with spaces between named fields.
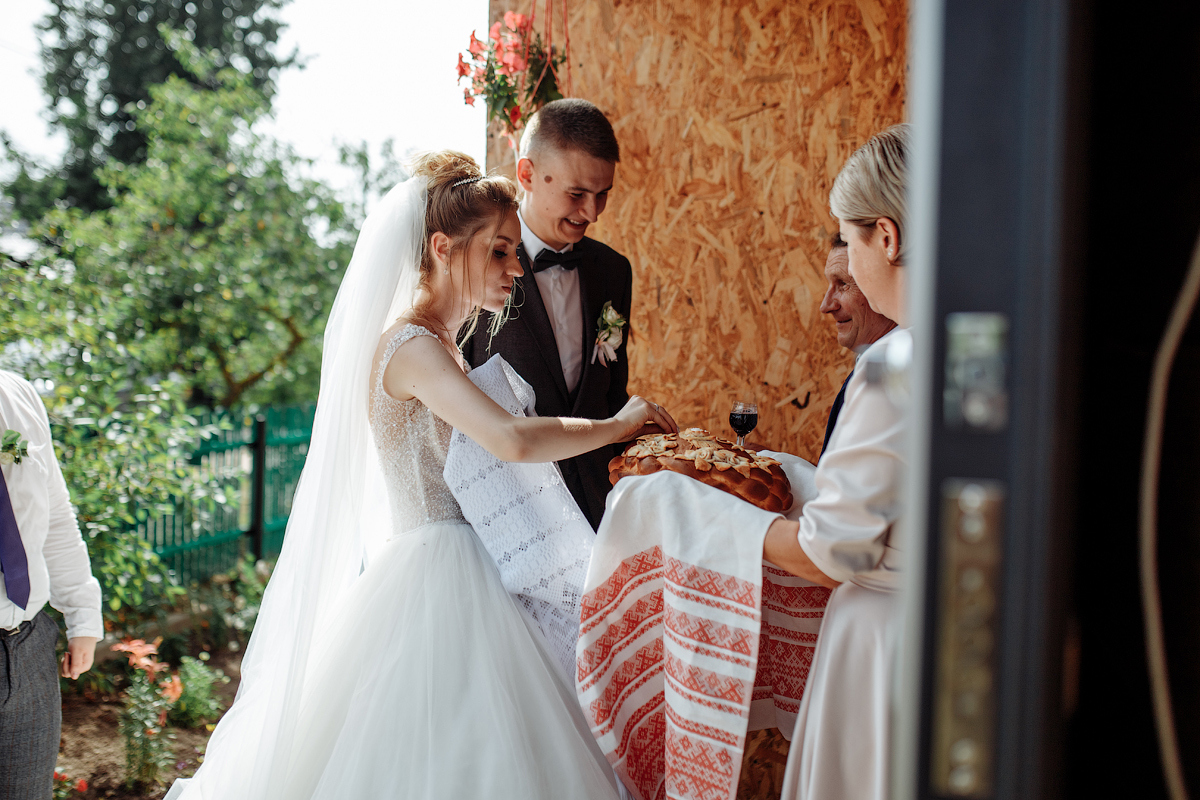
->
xmin=146 ymin=404 xmax=315 ymax=585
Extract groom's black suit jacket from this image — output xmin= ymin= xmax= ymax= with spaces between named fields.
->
xmin=462 ymin=236 xmax=632 ymax=530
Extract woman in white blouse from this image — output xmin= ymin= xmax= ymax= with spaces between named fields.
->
xmin=762 ymin=123 xmax=911 ymax=800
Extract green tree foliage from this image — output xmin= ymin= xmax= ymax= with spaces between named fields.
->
xmin=6 ymin=0 xmax=292 ymax=218
xmin=0 ymin=252 xmax=222 ymax=630
xmin=32 ymin=34 xmax=352 ymax=408
xmin=0 ymin=34 xmax=351 ymax=630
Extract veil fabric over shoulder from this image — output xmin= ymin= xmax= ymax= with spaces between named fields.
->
xmin=166 ymin=177 xmax=429 ymax=800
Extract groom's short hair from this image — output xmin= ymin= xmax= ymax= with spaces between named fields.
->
xmin=520 ymin=99 xmax=621 ymax=164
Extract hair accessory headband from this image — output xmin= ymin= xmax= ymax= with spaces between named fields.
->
xmin=451 ymin=175 xmax=486 ymax=188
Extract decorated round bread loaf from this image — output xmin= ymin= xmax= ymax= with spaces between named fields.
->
xmin=608 ymin=428 xmax=793 ymax=514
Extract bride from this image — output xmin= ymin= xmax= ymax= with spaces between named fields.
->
xmin=167 ymin=151 xmax=676 ymax=799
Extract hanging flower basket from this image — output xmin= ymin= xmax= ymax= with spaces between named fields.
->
xmin=458 ymin=11 xmax=567 ymax=145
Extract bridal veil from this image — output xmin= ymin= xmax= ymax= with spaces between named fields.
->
xmin=166 ymin=177 xmax=428 ymax=800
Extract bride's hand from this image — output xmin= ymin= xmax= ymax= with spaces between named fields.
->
xmin=613 ymin=395 xmax=679 ymax=442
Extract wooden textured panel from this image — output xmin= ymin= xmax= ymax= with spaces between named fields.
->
xmin=487 ymin=0 xmax=906 ymax=462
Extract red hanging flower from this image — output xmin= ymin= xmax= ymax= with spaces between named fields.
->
xmin=458 ymin=10 xmax=567 ymax=142
xmin=504 ymin=11 xmax=532 ymax=34
xmin=468 ymin=31 xmax=485 ymax=56
xmin=76 ymin=779 xmax=89 ymax=793
xmin=499 ymin=44 xmax=527 ymax=75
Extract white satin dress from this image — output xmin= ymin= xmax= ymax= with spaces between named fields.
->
xmin=781 ymin=329 xmax=906 ymax=800
xmin=272 ymin=325 xmax=619 ymax=799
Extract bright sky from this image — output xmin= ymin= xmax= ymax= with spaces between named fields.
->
xmin=0 ymin=0 xmax=489 ymax=204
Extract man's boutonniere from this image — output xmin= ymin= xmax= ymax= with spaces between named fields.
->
xmin=0 ymin=430 xmax=29 ymax=465
xmin=592 ymin=301 xmax=628 ymax=367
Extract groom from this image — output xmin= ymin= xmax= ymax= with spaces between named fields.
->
xmin=463 ymin=99 xmax=631 ymax=531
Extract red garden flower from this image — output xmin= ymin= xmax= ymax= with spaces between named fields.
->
xmin=75 ymin=779 xmax=88 ymax=792
xmin=160 ymin=674 xmax=184 ymax=704
xmin=112 ymin=638 xmax=167 ymax=674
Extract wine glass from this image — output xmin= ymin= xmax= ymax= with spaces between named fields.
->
xmin=729 ymin=401 xmax=758 ymax=448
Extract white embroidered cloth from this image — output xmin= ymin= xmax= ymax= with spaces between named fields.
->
xmin=748 ymin=452 xmax=831 ymax=738
xmin=443 ymin=355 xmax=594 ymax=681
xmin=576 ymin=455 xmax=829 ymax=800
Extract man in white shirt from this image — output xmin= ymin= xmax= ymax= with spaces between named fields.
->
xmin=0 ymin=370 xmax=102 ymax=799
xmin=464 ymin=99 xmax=632 ymax=529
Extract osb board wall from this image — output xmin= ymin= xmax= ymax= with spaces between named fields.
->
xmin=486 ymin=0 xmax=906 ymax=461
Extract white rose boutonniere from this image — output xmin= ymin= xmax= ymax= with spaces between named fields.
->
xmin=591 ymin=301 xmax=628 ymax=367
xmin=0 ymin=430 xmax=30 ymax=465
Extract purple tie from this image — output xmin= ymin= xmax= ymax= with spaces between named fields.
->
xmin=0 ymin=469 xmax=30 ymax=610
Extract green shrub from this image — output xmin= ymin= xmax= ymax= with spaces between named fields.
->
xmin=169 ymin=655 xmax=229 ymax=728
xmin=188 ymin=554 xmax=273 ymax=652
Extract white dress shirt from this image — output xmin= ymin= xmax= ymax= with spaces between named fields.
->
xmin=0 ymin=371 xmax=102 ymax=638
xmin=519 ymin=212 xmax=584 ymax=394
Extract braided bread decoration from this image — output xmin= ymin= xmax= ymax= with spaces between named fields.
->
xmin=608 ymin=428 xmax=793 ymax=513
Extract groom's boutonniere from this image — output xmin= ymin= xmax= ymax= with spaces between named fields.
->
xmin=0 ymin=430 xmax=30 ymax=465
xmin=592 ymin=301 xmax=628 ymax=367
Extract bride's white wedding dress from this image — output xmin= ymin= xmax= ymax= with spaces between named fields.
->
xmin=272 ymin=324 xmax=619 ymax=799
xmin=166 ymin=176 xmax=619 ymax=800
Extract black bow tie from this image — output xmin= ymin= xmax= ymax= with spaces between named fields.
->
xmin=530 ymin=247 xmax=584 ymax=273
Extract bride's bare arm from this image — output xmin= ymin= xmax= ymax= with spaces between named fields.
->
xmin=381 ymin=334 xmax=678 ymax=463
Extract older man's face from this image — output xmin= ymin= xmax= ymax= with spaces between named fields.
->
xmin=819 ymin=244 xmax=896 ymax=350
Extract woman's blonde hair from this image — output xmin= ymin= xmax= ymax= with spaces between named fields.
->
xmin=829 ymin=123 xmax=911 ymax=263
xmin=407 ymin=150 xmax=519 ymax=341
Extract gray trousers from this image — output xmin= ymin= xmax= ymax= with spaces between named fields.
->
xmin=0 ymin=610 xmax=61 ymax=800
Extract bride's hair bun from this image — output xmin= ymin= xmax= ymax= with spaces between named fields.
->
xmin=408 ymin=150 xmax=518 ymax=277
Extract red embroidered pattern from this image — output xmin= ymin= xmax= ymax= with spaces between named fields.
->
xmin=664 ymin=723 xmax=740 ymax=800
xmin=664 ymin=627 xmax=754 ymax=671
xmin=614 ymin=690 xmax=665 ymax=759
xmin=622 ymin=699 xmax=667 ymax=800
xmin=589 ymin=638 xmax=664 ymax=731
xmin=664 ymin=605 xmax=756 ymax=657
xmin=763 ymin=641 xmax=816 ymax=704
xmin=761 ymin=582 xmax=832 ymax=612
xmin=577 ymin=590 xmax=664 ymax=683
xmin=664 ymin=650 xmax=750 ymax=706
xmin=761 ymin=623 xmax=818 ymax=646
xmin=666 ymin=702 xmax=742 ymax=748
xmin=584 ymin=554 xmax=786 ymax=800
xmin=665 ymin=558 xmax=760 ymax=609
xmin=581 ymin=546 xmax=664 ymax=623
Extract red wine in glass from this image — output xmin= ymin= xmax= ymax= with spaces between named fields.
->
xmin=729 ymin=401 xmax=758 ymax=448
